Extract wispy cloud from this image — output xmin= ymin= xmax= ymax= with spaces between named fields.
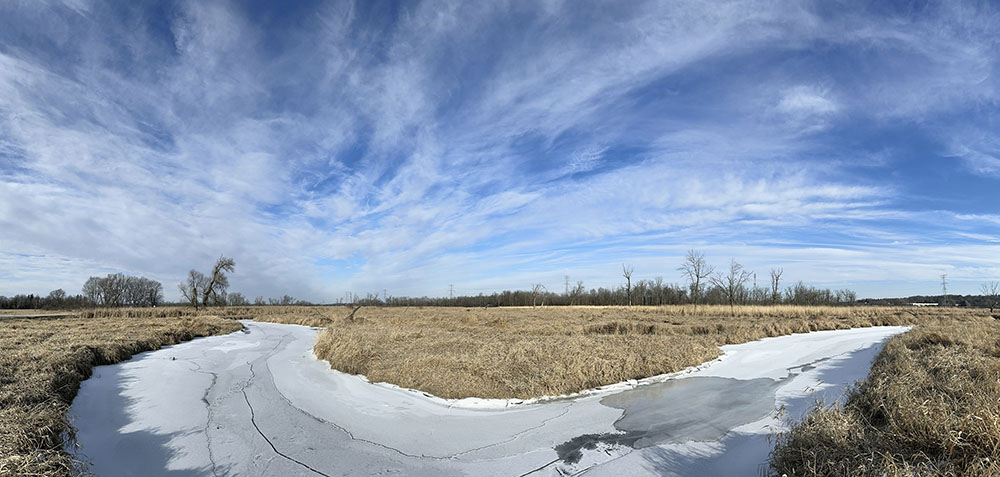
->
xmin=1 ymin=0 xmax=998 ymax=300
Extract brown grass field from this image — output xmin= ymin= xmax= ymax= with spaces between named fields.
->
xmin=769 ymin=318 xmax=1000 ymax=476
xmin=0 ymin=305 xmax=995 ymax=476
xmin=313 ymin=305 xmax=986 ymax=400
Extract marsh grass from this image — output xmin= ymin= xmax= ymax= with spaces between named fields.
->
xmin=0 ymin=310 xmax=241 ymax=476
xmin=769 ymin=318 xmax=1000 ymax=476
xmin=2 ymin=304 xmax=991 ymax=476
xmin=312 ymin=305 xmax=986 ymax=399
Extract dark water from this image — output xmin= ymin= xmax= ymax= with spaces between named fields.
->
xmin=555 ymin=376 xmax=779 ymax=464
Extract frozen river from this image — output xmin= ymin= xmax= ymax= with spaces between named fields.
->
xmin=67 ymin=321 xmax=908 ymax=476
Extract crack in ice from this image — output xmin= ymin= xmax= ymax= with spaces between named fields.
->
xmin=241 ymin=360 xmax=332 ymax=477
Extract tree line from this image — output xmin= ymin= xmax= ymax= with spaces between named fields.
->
xmin=0 ymin=272 xmax=164 ymax=310
xmin=83 ymin=273 xmax=164 ymax=307
xmin=350 ymin=279 xmax=857 ymax=308
xmin=3 ymin=252 xmax=997 ymax=311
xmin=347 ymin=250 xmax=859 ymax=309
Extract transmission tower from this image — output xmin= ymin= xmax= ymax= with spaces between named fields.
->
xmin=941 ymin=274 xmax=948 ymax=306
xmin=449 ymin=284 xmax=454 ymax=300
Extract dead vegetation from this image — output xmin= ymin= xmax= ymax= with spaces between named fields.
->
xmin=311 ymin=305 xmax=987 ymax=399
xmin=0 ymin=309 xmax=241 ymax=476
xmin=2 ymin=304 xmax=993 ymax=476
xmin=769 ymin=318 xmax=1000 ymax=476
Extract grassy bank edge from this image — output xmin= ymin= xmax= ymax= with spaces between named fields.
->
xmin=768 ymin=318 xmax=1000 ymax=476
xmin=0 ymin=313 xmax=243 ymax=477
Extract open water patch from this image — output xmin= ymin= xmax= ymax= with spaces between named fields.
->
xmin=554 ymin=376 xmax=779 ymax=464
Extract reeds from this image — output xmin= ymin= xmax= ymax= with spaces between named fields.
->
xmin=769 ymin=318 xmax=1000 ymax=476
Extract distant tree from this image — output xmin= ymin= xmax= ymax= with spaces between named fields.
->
xmin=835 ymin=289 xmax=857 ymax=305
xmin=678 ymin=250 xmax=714 ymax=312
xmin=98 ymin=273 xmax=127 ymax=307
xmin=769 ymin=268 xmax=783 ymax=304
xmin=178 ymin=255 xmax=236 ymax=308
xmin=530 ymin=284 xmax=546 ymax=308
xmin=45 ymin=289 xmax=66 ymax=309
xmin=144 ymin=279 xmax=164 ymax=307
xmin=80 ymin=274 xmax=162 ymax=307
xmin=201 ymin=256 xmax=236 ymax=307
xmin=227 ymin=292 xmax=249 ymax=306
xmin=622 ymin=264 xmax=634 ymax=306
xmin=982 ymin=281 xmax=1000 ymax=313
xmin=711 ymin=259 xmax=753 ymax=315
xmin=179 ymin=270 xmax=207 ymax=309
xmin=83 ymin=277 xmax=103 ymax=305
xmin=569 ymin=280 xmax=585 ymax=305
xmin=124 ymin=276 xmax=145 ymax=307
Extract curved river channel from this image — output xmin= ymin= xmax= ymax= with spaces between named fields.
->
xmin=67 ymin=321 xmax=907 ymax=476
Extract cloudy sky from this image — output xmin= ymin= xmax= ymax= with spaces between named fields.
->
xmin=1 ymin=0 xmax=998 ymax=301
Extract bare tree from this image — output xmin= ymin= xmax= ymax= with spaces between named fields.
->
xmin=770 ymin=268 xmax=783 ymax=304
xmin=201 ymin=255 xmax=236 ymax=306
xmin=144 ymin=279 xmax=164 ymax=307
xmin=98 ymin=273 xmax=127 ymax=307
xmin=82 ymin=274 xmax=162 ymax=307
xmin=83 ymin=277 xmax=103 ymax=305
xmin=179 ymin=270 xmax=206 ymax=309
xmin=835 ymin=289 xmax=857 ymax=305
xmin=530 ymin=284 xmax=546 ymax=308
xmin=46 ymin=289 xmax=66 ymax=309
xmin=678 ymin=250 xmax=714 ymax=312
xmin=227 ymin=292 xmax=249 ymax=306
xmin=711 ymin=259 xmax=753 ymax=316
xmin=570 ymin=281 xmax=585 ymax=305
xmin=982 ymin=281 xmax=1000 ymax=313
xmin=124 ymin=276 xmax=145 ymax=307
xmin=622 ymin=264 xmax=634 ymax=306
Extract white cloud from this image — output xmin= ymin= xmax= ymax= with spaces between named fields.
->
xmin=949 ymin=142 xmax=1000 ymax=177
xmin=1 ymin=0 xmax=998 ymax=301
xmin=773 ymin=85 xmax=839 ymax=132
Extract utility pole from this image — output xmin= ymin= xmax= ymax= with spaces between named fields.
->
xmin=565 ymin=275 xmax=570 ymax=296
xmin=449 ymin=284 xmax=454 ymax=300
xmin=941 ymin=274 xmax=948 ymax=306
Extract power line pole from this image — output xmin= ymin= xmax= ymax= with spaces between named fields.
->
xmin=941 ymin=274 xmax=948 ymax=306
xmin=565 ymin=275 xmax=570 ymax=295
xmin=449 ymin=284 xmax=454 ymax=300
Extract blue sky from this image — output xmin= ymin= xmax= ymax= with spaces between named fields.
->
xmin=1 ymin=0 xmax=998 ymax=301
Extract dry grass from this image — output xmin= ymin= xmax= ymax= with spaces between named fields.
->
xmin=769 ymin=318 xmax=1000 ymax=476
xmin=312 ymin=305 xmax=987 ymax=399
xmin=0 ymin=309 xmax=241 ymax=476
xmin=2 ymin=304 xmax=992 ymax=476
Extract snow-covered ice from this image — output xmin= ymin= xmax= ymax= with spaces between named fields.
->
xmin=66 ymin=321 xmax=908 ymax=476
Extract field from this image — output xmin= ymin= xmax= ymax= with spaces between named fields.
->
xmin=0 ymin=305 xmax=994 ymax=476
xmin=311 ymin=305 xmax=985 ymax=399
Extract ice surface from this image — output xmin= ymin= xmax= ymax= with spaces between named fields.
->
xmin=66 ymin=321 xmax=908 ymax=476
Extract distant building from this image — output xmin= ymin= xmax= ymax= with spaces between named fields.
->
xmin=910 ymin=302 xmax=939 ymax=307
